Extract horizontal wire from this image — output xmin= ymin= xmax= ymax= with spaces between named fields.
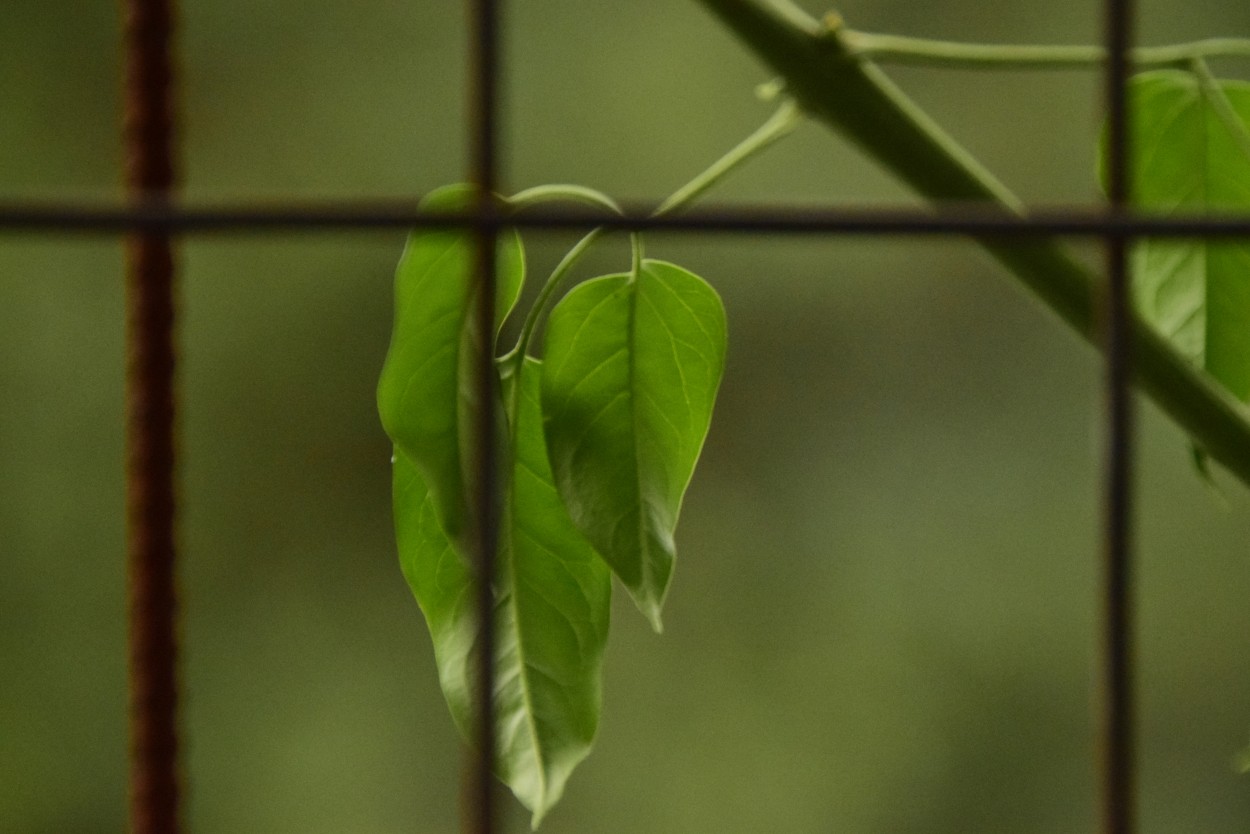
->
xmin=3 ymin=199 xmax=1250 ymax=237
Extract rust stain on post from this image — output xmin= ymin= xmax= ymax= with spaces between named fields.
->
xmin=122 ymin=0 xmax=181 ymax=831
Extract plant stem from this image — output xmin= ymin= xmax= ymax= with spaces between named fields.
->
xmin=504 ymin=185 xmax=621 ymax=359
xmin=509 ymin=100 xmax=800 ymax=358
xmin=1190 ymin=58 xmax=1250 ymax=164
xmin=510 ymin=227 xmax=604 ymax=357
xmin=508 ymin=183 xmax=622 ymax=215
xmin=841 ymin=32 xmax=1250 ymax=71
xmin=693 ymin=0 xmax=1250 ymax=489
xmin=630 ymin=232 xmax=644 ymax=277
xmin=654 ymin=100 xmax=801 ymax=216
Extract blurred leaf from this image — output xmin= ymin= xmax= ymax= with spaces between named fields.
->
xmin=1237 ymin=744 xmax=1250 ymax=774
xmin=541 ymin=259 xmax=727 ymax=630
xmin=393 ymin=355 xmax=611 ymax=828
xmin=377 ymin=185 xmax=525 ymax=544
xmin=1108 ymin=70 xmax=1250 ymax=401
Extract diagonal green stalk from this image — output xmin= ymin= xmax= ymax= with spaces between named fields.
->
xmin=693 ymin=0 xmax=1250 ymax=488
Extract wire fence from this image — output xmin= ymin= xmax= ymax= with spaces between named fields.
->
xmin=8 ymin=0 xmax=1248 ymax=831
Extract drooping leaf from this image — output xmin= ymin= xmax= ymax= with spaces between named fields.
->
xmin=393 ymin=355 xmax=611 ymax=828
xmin=541 ymin=259 xmax=727 ymax=630
xmin=392 ymin=449 xmax=476 ymax=731
xmin=1108 ymin=70 xmax=1250 ymax=401
xmin=377 ymin=184 xmax=525 ymax=544
xmin=495 ymin=357 xmax=612 ymax=824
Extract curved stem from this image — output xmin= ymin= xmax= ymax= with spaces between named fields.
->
xmin=507 ymin=183 xmax=622 ymax=215
xmin=654 ymin=100 xmax=802 ymax=217
xmin=510 ymin=100 xmax=802 ymax=358
xmin=511 ymin=227 xmax=604 ymax=357
xmin=504 ymin=185 xmax=622 ymax=359
xmin=842 ymin=30 xmax=1250 ymax=71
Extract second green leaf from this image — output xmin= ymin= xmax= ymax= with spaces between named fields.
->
xmin=541 ymin=259 xmax=728 ymax=631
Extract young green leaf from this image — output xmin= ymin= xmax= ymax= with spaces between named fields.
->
xmin=392 ymin=449 xmax=476 ymax=731
xmin=1110 ymin=70 xmax=1250 ymax=401
xmin=377 ymin=185 xmax=525 ymax=544
xmin=393 ymin=355 xmax=611 ymax=828
xmin=541 ymin=259 xmax=728 ymax=630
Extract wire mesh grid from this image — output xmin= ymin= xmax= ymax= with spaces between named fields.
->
xmin=9 ymin=0 xmax=1250 ymax=831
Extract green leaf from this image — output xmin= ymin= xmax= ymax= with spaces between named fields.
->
xmin=377 ymin=184 xmax=525 ymax=544
xmin=393 ymin=355 xmax=611 ymax=828
xmin=1112 ymin=70 xmax=1250 ymax=401
xmin=392 ymin=449 xmax=476 ymax=731
xmin=541 ymin=259 xmax=728 ymax=630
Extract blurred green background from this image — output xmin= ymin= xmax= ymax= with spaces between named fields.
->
xmin=4 ymin=0 xmax=1250 ymax=831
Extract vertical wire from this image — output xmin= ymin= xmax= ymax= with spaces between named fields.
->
xmin=121 ymin=0 xmax=181 ymax=831
xmin=468 ymin=0 xmax=501 ymax=832
xmin=1101 ymin=0 xmax=1136 ymax=832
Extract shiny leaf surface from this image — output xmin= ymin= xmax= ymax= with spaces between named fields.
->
xmin=392 ymin=355 xmax=611 ymax=827
xmin=541 ymin=259 xmax=727 ymax=629
xmin=377 ymin=184 xmax=525 ymax=543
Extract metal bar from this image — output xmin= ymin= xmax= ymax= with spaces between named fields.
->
xmin=1100 ymin=0 xmax=1136 ymax=830
xmin=7 ymin=201 xmax=1250 ymax=237
xmin=467 ymin=0 xmax=501 ymax=832
xmin=122 ymin=0 xmax=181 ymax=831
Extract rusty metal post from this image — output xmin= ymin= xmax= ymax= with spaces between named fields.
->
xmin=121 ymin=0 xmax=181 ymax=831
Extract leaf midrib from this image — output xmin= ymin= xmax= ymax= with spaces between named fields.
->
xmin=628 ymin=261 xmax=652 ymax=614
xmin=1199 ymin=82 xmax=1214 ymax=370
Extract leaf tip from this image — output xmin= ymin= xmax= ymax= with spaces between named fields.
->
xmin=621 ymin=564 xmax=670 ymax=633
xmin=643 ymin=601 xmax=665 ymax=634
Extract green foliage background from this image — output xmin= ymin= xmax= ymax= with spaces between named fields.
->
xmin=4 ymin=0 xmax=1250 ymax=830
